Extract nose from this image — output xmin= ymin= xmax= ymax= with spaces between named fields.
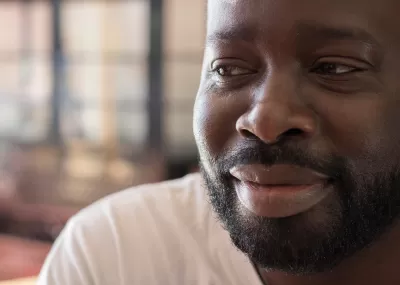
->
xmin=236 ymin=71 xmax=317 ymax=144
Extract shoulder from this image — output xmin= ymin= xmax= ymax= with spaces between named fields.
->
xmin=38 ymin=173 xmax=259 ymax=285
xmin=39 ymin=173 xmax=219 ymax=284
xmin=71 ymin=173 xmax=219 ymax=274
xmin=74 ymin=173 xmax=209 ymax=229
xmin=68 ymin=173 xmax=213 ymax=246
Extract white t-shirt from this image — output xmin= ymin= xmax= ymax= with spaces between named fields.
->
xmin=37 ymin=173 xmax=263 ymax=285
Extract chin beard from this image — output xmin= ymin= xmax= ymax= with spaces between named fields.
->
xmin=201 ymin=162 xmax=400 ymax=274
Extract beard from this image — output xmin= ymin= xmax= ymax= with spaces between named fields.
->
xmin=200 ymin=141 xmax=400 ymax=274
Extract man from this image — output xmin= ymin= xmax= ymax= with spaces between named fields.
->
xmin=38 ymin=0 xmax=400 ymax=284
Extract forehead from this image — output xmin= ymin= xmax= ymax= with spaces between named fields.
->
xmin=206 ymin=0 xmax=396 ymax=46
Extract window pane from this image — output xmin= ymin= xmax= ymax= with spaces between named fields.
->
xmin=113 ymin=63 xmax=148 ymax=147
xmin=0 ymin=57 xmax=50 ymax=142
xmin=112 ymin=63 xmax=148 ymax=103
xmin=164 ymin=0 xmax=206 ymax=55
xmin=61 ymin=105 xmax=148 ymax=147
xmin=63 ymin=1 xmax=150 ymax=148
xmin=165 ymin=108 xmax=196 ymax=157
xmin=116 ymin=111 xmax=147 ymax=147
xmin=77 ymin=108 xmax=103 ymax=143
xmin=164 ymin=60 xmax=201 ymax=156
xmin=0 ymin=101 xmax=22 ymax=137
xmin=18 ymin=102 xmax=50 ymax=142
xmin=63 ymin=62 xmax=103 ymax=143
xmin=0 ymin=96 xmax=49 ymax=141
xmin=164 ymin=61 xmax=202 ymax=102
xmin=0 ymin=1 xmax=51 ymax=142
xmin=63 ymin=1 xmax=149 ymax=54
xmin=103 ymin=1 xmax=149 ymax=54
xmin=63 ymin=2 xmax=105 ymax=54
xmin=66 ymin=63 xmax=103 ymax=104
xmin=0 ymin=2 xmax=23 ymax=52
xmin=31 ymin=2 xmax=51 ymax=52
xmin=66 ymin=62 xmax=147 ymax=104
xmin=0 ymin=57 xmax=50 ymax=96
xmin=25 ymin=57 xmax=51 ymax=102
xmin=0 ymin=62 xmax=20 ymax=96
xmin=20 ymin=57 xmax=51 ymax=142
xmin=64 ymin=62 xmax=147 ymax=145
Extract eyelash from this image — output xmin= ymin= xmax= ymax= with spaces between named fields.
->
xmin=211 ymin=65 xmax=253 ymax=77
xmin=212 ymin=63 xmax=361 ymax=77
xmin=310 ymin=62 xmax=362 ymax=75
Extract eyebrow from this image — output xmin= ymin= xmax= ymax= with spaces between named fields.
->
xmin=206 ymin=26 xmax=258 ymax=45
xmin=206 ymin=22 xmax=382 ymax=49
xmin=296 ymin=23 xmax=382 ymax=48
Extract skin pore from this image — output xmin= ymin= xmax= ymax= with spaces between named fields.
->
xmin=193 ymin=0 xmax=400 ymax=284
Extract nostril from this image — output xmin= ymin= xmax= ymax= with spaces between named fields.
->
xmin=274 ymin=128 xmax=305 ymax=143
xmin=281 ymin=128 xmax=304 ymax=137
xmin=240 ymin=129 xmax=258 ymax=139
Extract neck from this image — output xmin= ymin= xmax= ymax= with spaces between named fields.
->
xmin=258 ymin=222 xmax=400 ymax=285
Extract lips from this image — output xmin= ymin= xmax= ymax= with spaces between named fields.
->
xmin=229 ymin=164 xmax=333 ymax=217
xmin=230 ymin=164 xmax=329 ymax=185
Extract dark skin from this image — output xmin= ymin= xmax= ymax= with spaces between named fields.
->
xmin=194 ymin=0 xmax=400 ymax=284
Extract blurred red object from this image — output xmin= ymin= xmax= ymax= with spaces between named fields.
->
xmin=0 ymin=235 xmax=51 ymax=280
xmin=0 ymin=143 xmax=165 ymax=281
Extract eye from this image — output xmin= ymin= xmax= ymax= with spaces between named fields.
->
xmin=308 ymin=58 xmax=373 ymax=93
xmin=210 ymin=58 xmax=257 ymax=79
xmin=212 ymin=65 xmax=253 ymax=77
xmin=311 ymin=62 xmax=360 ymax=75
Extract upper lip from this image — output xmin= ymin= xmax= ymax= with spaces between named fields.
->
xmin=229 ymin=164 xmax=329 ymax=185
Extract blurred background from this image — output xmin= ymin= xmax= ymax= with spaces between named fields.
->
xmin=0 ymin=0 xmax=205 ymax=281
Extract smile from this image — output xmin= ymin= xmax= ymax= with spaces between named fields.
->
xmin=229 ymin=164 xmax=334 ymax=217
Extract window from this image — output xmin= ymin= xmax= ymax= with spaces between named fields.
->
xmin=0 ymin=0 xmax=206 ymax=159
xmin=163 ymin=0 xmax=205 ymax=157
xmin=0 ymin=1 xmax=51 ymax=142
xmin=62 ymin=1 xmax=150 ymax=149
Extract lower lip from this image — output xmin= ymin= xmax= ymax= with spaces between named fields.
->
xmin=234 ymin=180 xmax=333 ymax=218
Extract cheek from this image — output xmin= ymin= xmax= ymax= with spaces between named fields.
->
xmin=193 ymin=94 xmax=244 ymax=159
xmin=314 ymin=95 xmax=400 ymax=163
xmin=373 ymin=99 xmax=400 ymax=161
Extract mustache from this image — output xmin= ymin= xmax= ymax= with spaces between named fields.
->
xmin=215 ymin=141 xmax=343 ymax=179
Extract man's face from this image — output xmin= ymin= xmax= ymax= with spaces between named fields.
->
xmin=194 ymin=0 xmax=400 ymax=274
